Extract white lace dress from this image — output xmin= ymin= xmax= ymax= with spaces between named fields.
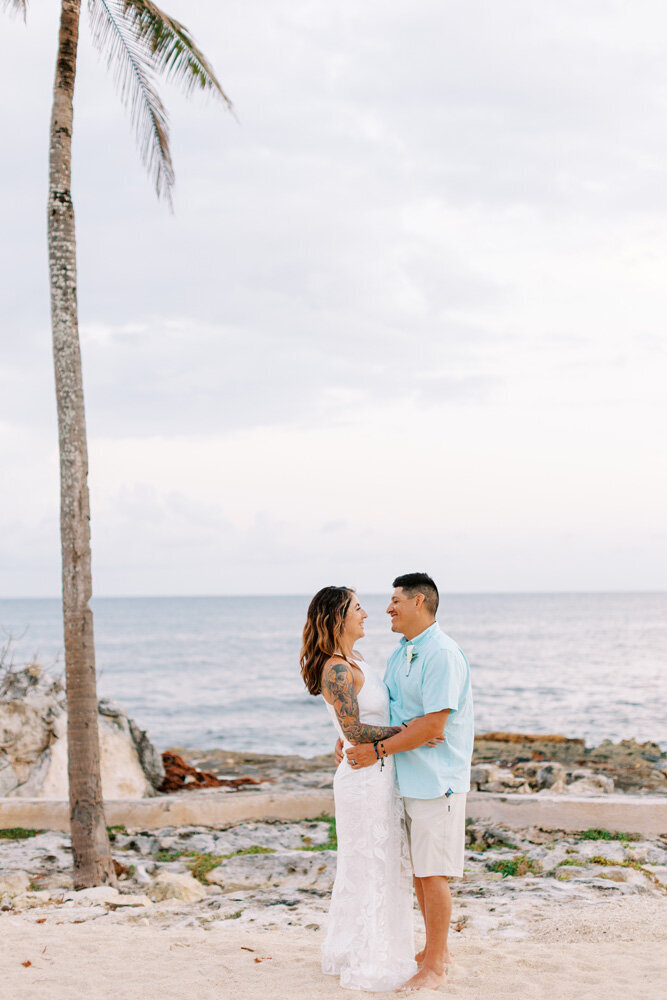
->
xmin=322 ymin=659 xmax=417 ymax=992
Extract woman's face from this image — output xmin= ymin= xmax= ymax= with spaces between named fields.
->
xmin=343 ymin=593 xmax=368 ymax=643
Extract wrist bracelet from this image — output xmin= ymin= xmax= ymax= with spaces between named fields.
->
xmin=373 ymin=741 xmax=381 ymax=760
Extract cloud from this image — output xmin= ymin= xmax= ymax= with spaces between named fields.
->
xmin=1 ymin=1 xmax=666 ymax=594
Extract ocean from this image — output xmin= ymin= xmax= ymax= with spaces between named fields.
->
xmin=0 ymin=593 xmax=665 ymax=757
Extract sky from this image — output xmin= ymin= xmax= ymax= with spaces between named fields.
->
xmin=1 ymin=0 xmax=666 ymax=597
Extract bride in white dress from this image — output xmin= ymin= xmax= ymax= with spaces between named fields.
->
xmin=300 ymin=586 xmax=429 ymax=991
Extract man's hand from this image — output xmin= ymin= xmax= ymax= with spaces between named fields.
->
xmin=345 ymin=743 xmax=377 ymax=769
xmin=403 ymin=717 xmax=446 ymax=748
xmin=334 ymin=737 xmax=344 ymax=765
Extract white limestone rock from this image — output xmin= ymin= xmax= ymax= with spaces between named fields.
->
xmin=107 ymin=893 xmax=153 ymax=908
xmin=535 ymin=762 xmax=566 ymax=789
xmin=151 ymin=871 xmax=207 ymax=903
xmin=0 ymin=665 xmax=163 ymax=799
xmin=12 ymin=889 xmax=62 ymax=910
xmin=567 ymin=774 xmax=615 ymax=795
xmin=205 ymin=850 xmax=337 ymax=893
xmin=64 ymin=886 xmax=121 ymax=906
xmin=0 ymin=870 xmax=31 ymax=897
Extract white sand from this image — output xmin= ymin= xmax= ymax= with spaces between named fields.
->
xmin=2 ymin=897 xmax=665 ymax=1000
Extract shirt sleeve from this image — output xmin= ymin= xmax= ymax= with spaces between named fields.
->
xmin=421 ymin=648 xmax=461 ymax=714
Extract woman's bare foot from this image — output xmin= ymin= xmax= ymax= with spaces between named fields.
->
xmin=398 ymin=965 xmax=448 ymax=991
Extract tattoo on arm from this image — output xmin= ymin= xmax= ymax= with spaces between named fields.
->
xmin=322 ymin=661 xmax=400 ymax=743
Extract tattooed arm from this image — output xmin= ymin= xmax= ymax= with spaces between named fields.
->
xmin=322 ymin=660 xmax=401 ymax=743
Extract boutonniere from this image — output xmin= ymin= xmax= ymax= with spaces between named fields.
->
xmin=405 ymin=644 xmax=416 ymax=676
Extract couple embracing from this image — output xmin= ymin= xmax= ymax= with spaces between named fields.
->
xmin=300 ymin=573 xmax=474 ymax=992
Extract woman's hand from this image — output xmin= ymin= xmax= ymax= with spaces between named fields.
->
xmin=334 ymin=737 xmax=344 ymax=765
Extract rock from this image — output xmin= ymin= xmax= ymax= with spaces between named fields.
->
xmin=12 ymin=889 xmax=60 ymax=910
xmin=567 ymin=774 xmax=615 ymax=795
xmin=128 ymin=717 xmax=165 ymax=789
xmin=64 ymin=886 xmax=121 ymax=906
xmin=0 ymin=870 xmax=31 ymax=897
xmin=107 ymin=893 xmax=152 ymax=908
xmin=35 ymin=873 xmax=73 ymax=891
xmin=132 ymin=864 xmax=153 ymax=886
xmin=205 ymin=850 xmax=337 ymax=893
xmin=470 ymin=764 xmax=501 ymax=786
xmin=535 ymin=762 xmax=566 ymax=789
xmin=151 ymin=872 xmax=207 ymax=903
xmin=0 ymin=666 xmax=162 ymax=799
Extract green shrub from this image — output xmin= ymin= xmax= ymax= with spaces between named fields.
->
xmin=488 ymin=854 xmax=541 ymax=878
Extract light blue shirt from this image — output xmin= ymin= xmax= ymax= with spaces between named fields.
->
xmin=385 ymin=622 xmax=474 ymax=798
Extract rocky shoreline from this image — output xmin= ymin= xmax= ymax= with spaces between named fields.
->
xmin=171 ymin=731 xmax=667 ymax=798
xmin=1 ymin=815 xmax=666 ymax=936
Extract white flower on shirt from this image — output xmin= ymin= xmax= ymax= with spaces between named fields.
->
xmin=405 ymin=644 xmax=416 ymax=676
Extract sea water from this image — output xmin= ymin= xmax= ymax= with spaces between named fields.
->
xmin=0 ymin=593 xmax=665 ymax=757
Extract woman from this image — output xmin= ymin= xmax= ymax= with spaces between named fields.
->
xmin=300 ymin=586 xmax=425 ymax=992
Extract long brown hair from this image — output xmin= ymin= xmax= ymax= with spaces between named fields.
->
xmin=300 ymin=586 xmax=354 ymax=696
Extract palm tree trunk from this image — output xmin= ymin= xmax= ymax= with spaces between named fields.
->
xmin=48 ymin=0 xmax=115 ymax=889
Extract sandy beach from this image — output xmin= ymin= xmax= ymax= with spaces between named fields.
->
xmin=2 ymin=896 xmax=666 ymax=1000
xmin=2 ymin=800 xmax=666 ymax=1000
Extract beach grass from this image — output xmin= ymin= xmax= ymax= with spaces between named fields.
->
xmin=0 ymin=827 xmax=42 ymax=839
xmin=298 ymin=814 xmax=337 ymax=852
xmin=488 ymin=854 xmax=542 ymax=878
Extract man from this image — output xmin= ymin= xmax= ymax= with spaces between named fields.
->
xmin=342 ymin=573 xmax=474 ymax=991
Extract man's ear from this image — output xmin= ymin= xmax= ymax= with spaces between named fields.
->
xmin=414 ymin=593 xmax=425 ymax=609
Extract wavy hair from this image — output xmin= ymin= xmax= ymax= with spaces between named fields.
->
xmin=300 ymin=586 xmax=354 ymax=696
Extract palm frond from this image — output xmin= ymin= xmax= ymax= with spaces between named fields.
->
xmin=2 ymin=0 xmax=29 ymax=21
xmin=121 ymin=0 xmax=232 ymax=108
xmin=88 ymin=0 xmax=174 ymax=202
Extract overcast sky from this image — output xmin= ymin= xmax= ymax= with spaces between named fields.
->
xmin=1 ymin=0 xmax=665 ymax=597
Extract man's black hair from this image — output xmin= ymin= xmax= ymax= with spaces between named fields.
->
xmin=392 ymin=572 xmax=439 ymax=616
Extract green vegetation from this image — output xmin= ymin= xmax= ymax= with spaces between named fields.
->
xmin=106 ymin=825 xmax=127 ymax=843
xmin=488 ymin=854 xmax=542 ymax=878
xmin=576 ymin=828 xmax=640 ymax=843
xmin=152 ymin=844 xmax=276 ymax=882
xmin=189 ymin=853 xmax=225 ymax=882
xmin=552 ymin=853 xmax=665 ymax=890
xmin=221 ymin=846 xmax=276 ymax=859
xmin=224 ymin=909 xmax=243 ymax=920
xmin=299 ymin=814 xmax=337 ymax=852
xmin=155 ymin=849 xmax=188 ymax=862
xmin=589 ymin=855 xmax=664 ymax=887
xmin=0 ymin=828 xmax=41 ymax=840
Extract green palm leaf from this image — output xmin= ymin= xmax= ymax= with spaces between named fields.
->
xmin=88 ymin=0 xmax=174 ymax=201
xmin=88 ymin=0 xmax=231 ymax=202
xmin=121 ymin=0 xmax=231 ymax=105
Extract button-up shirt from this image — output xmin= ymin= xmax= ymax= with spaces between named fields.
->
xmin=385 ymin=622 xmax=474 ymax=797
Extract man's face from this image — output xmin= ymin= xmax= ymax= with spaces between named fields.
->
xmin=386 ymin=587 xmax=417 ymax=635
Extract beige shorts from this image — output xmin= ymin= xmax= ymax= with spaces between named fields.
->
xmin=403 ymin=792 xmax=467 ymax=878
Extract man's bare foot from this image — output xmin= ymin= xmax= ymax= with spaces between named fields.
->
xmin=414 ymin=949 xmax=451 ymax=967
xmin=398 ymin=965 xmax=448 ymax=991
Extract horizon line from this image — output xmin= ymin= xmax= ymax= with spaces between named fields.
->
xmin=1 ymin=588 xmax=666 ymax=601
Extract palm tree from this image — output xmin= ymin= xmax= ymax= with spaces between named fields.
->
xmin=4 ymin=0 xmax=230 ymax=887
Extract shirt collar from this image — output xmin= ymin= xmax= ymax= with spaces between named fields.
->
xmin=399 ymin=621 xmax=440 ymax=648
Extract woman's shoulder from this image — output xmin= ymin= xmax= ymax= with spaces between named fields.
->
xmin=321 ymin=655 xmax=362 ymax=684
